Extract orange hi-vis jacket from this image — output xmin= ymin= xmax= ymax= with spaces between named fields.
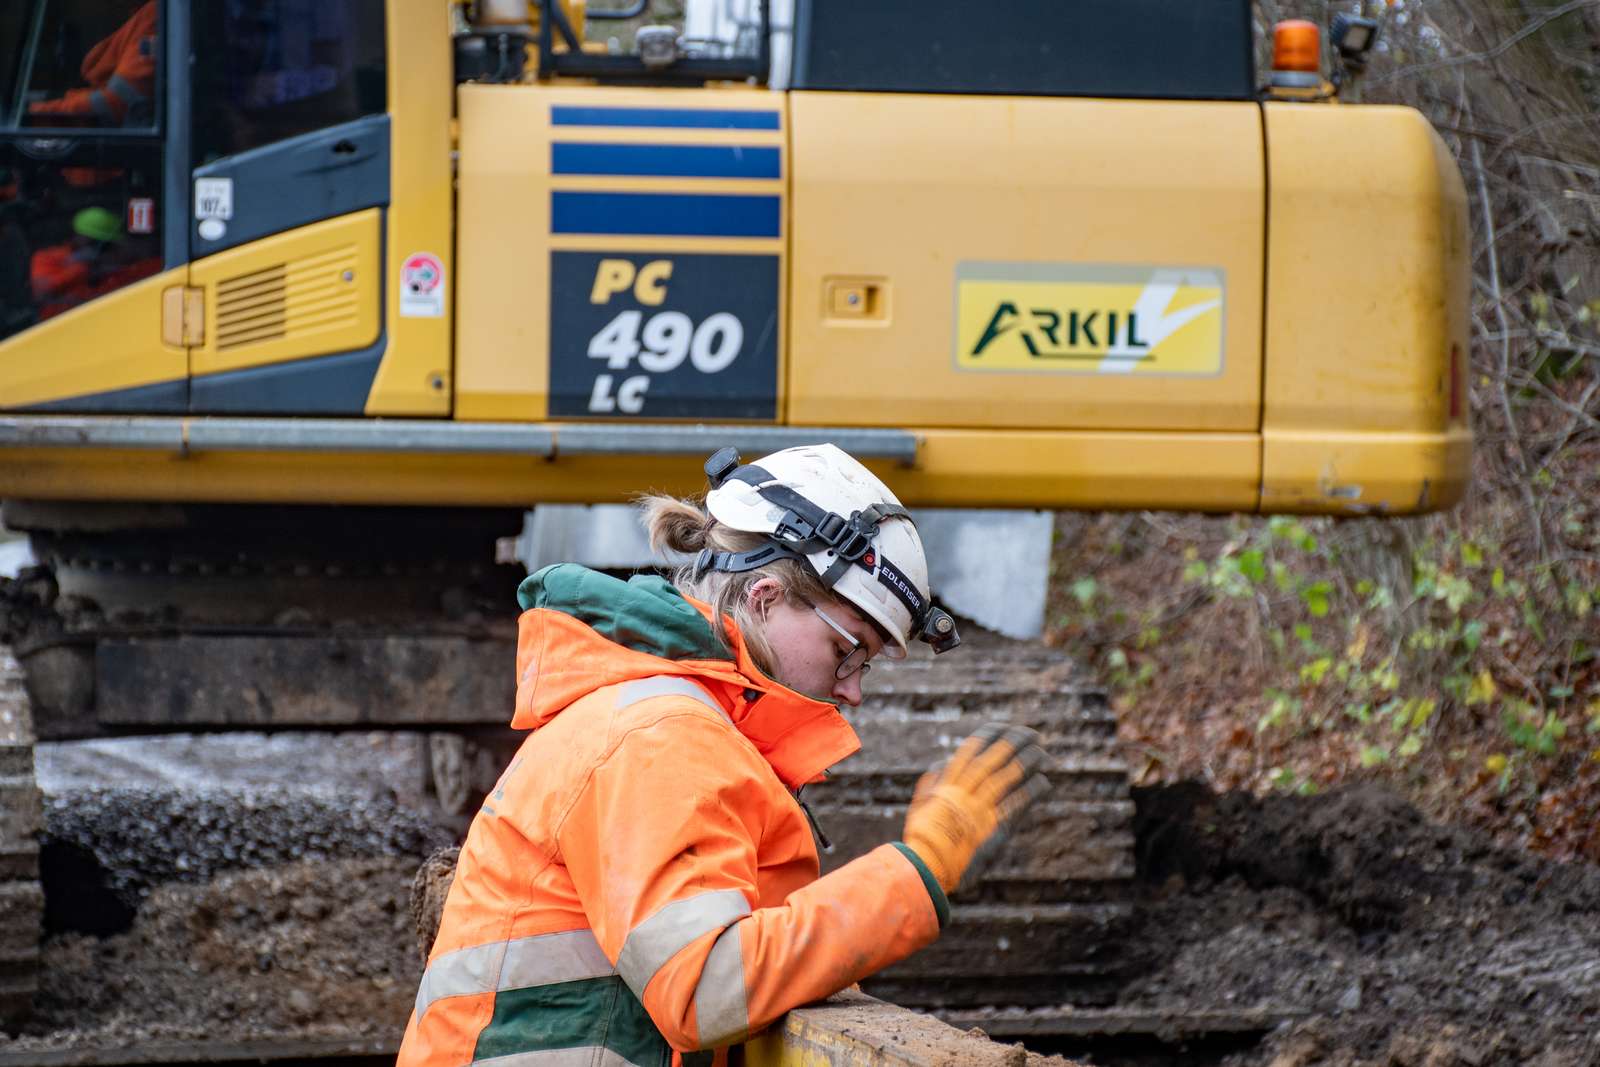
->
xmin=30 ymin=1 xmax=157 ymax=126
xmin=397 ymin=565 xmax=949 ymax=1067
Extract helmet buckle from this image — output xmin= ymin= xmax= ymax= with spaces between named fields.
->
xmin=772 ymin=511 xmax=818 ymax=545
xmin=814 ymin=511 xmax=846 ymax=544
xmin=833 ymin=526 xmax=873 ymax=563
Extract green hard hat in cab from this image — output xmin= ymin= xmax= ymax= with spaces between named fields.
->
xmin=73 ymin=206 xmax=124 ymax=243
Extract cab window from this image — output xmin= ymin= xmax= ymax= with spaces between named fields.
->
xmin=11 ymin=1 xmax=161 ymax=130
xmin=794 ymin=0 xmax=1254 ymax=100
xmin=0 ymin=1 xmax=164 ymax=342
xmin=191 ymin=0 xmax=385 ymax=167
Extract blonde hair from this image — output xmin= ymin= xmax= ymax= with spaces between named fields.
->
xmin=639 ymin=494 xmax=831 ymax=678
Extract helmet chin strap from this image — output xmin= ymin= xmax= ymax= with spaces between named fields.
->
xmin=698 ymin=448 xmax=962 ymax=655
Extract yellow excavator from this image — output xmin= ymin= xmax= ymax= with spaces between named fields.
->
xmin=0 ymin=0 xmax=1467 ymax=1033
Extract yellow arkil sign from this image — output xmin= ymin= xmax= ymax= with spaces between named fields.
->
xmin=954 ymin=263 xmax=1226 ymax=376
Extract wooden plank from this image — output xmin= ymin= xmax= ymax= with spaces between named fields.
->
xmin=938 ymin=1006 xmax=1307 ymax=1038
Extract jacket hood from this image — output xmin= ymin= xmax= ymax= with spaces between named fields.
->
xmin=511 ymin=564 xmax=860 ymax=788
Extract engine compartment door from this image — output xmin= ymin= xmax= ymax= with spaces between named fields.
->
xmin=787 ymin=92 xmax=1264 ymax=432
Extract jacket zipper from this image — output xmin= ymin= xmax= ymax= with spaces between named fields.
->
xmin=795 ymin=788 xmax=834 ymax=855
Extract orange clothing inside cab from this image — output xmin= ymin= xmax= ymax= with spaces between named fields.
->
xmin=29 ymin=1 xmax=157 ymax=126
xmin=398 ymin=565 xmax=948 ymax=1067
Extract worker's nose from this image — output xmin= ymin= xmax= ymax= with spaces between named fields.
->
xmin=832 ymin=670 xmax=864 ymax=707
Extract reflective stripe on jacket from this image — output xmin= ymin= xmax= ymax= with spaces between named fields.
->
xmin=396 ymin=566 xmax=949 ymax=1067
xmin=29 ymin=1 xmax=156 ymax=125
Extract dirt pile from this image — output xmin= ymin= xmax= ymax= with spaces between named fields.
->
xmin=1122 ymin=782 xmax=1600 ymax=1066
xmin=0 ymin=778 xmax=452 ymax=1052
xmin=39 ymin=786 xmax=452 ymax=937
xmin=0 ymin=856 xmax=423 ymax=1051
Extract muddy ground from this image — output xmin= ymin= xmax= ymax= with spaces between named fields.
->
xmin=0 ymin=734 xmax=450 ymax=1053
xmin=1117 ymin=782 xmax=1600 ymax=1067
xmin=15 ymin=856 xmax=427 ymax=1051
xmin=2 ymin=739 xmax=1598 ymax=1065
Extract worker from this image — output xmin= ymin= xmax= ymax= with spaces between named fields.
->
xmin=29 ymin=1 xmax=157 ymax=127
xmin=398 ymin=444 xmax=1050 ymax=1067
xmin=30 ymin=206 xmax=160 ymax=321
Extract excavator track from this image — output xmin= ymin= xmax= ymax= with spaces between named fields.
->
xmin=808 ymin=628 xmax=1136 ymax=1013
xmin=0 ymin=648 xmax=42 ymax=1031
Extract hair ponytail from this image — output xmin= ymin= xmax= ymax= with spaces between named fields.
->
xmin=639 ymin=496 xmax=713 ymax=555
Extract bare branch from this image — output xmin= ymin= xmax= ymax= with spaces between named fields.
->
xmin=1372 ymin=0 xmax=1600 ymax=86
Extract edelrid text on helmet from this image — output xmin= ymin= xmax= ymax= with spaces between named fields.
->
xmin=696 ymin=444 xmax=961 ymax=656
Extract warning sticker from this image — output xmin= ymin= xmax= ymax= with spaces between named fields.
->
xmin=400 ymin=252 xmax=446 ymax=318
xmin=954 ymin=262 xmax=1225 ymax=376
xmin=127 ymin=198 xmax=154 ymax=235
xmin=193 ymin=177 xmax=233 ymax=221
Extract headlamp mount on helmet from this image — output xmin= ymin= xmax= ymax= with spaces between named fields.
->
xmin=696 ymin=447 xmax=962 ymax=655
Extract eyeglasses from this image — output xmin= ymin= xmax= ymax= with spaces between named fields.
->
xmin=812 ymin=604 xmax=872 ymax=680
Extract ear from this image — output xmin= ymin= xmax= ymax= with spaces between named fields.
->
xmin=746 ymin=576 xmax=784 ymax=615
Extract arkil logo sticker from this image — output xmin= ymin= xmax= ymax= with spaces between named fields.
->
xmin=955 ymin=263 xmax=1225 ymax=376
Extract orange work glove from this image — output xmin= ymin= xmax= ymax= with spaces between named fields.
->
xmin=902 ymin=723 xmax=1050 ymax=894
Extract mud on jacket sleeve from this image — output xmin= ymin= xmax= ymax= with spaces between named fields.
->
xmin=556 ymin=703 xmax=946 ymax=1052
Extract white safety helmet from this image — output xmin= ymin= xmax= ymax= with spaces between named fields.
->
xmin=697 ymin=444 xmax=960 ymax=658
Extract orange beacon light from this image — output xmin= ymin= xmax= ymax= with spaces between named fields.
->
xmin=1271 ymin=20 xmax=1323 ymax=89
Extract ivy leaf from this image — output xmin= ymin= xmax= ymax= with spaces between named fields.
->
xmin=1071 ymin=577 xmax=1099 ymax=608
xmin=1435 ymin=573 xmax=1474 ymax=612
xmin=1460 ymin=541 xmax=1485 ymax=568
xmin=1300 ymin=657 xmax=1333 ymax=685
xmin=1239 ymin=549 xmax=1267 ymax=584
xmin=1465 ymin=669 xmax=1497 ymax=707
xmin=1301 ymin=581 xmax=1333 ymax=617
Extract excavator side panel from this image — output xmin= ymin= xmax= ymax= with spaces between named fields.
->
xmin=0 ymin=269 xmax=189 ymax=411
xmin=1259 ymin=104 xmax=1472 ymax=515
xmin=454 ymin=84 xmax=788 ymax=423
xmin=787 ymin=93 xmax=1266 ymax=434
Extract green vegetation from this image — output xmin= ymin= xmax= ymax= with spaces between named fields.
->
xmin=1048 ymin=1 xmax=1600 ymax=862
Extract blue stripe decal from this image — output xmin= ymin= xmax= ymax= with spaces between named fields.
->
xmin=552 ymin=143 xmax=781 ymax=179
xmin=551 ymin=106 xmax=780 ymax=130
xmin=551 ymin=192 xmax=781 ymax=238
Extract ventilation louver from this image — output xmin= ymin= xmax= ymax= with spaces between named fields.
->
xmin=214 ymin=245 xmax=360 ymax=352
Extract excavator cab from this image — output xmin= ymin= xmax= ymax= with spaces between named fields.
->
xmin=0 ymin=0 xmax=389 ymax=413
